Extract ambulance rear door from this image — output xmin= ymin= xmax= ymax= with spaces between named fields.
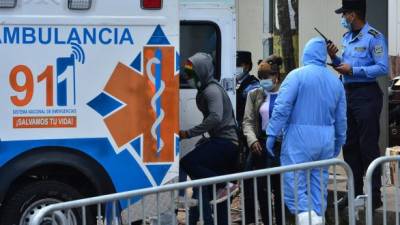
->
xmin=179 ymin=0 xmax=237 ymax=156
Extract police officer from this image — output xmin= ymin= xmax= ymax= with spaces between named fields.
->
xmin=328 ymin=0 xmax=388 ymax=209
xmin=236 ymin=51 xmax=259 ymax=125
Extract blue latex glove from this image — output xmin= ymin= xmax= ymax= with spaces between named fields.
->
xmin=266 ymin=136 xmax=276 ymax=157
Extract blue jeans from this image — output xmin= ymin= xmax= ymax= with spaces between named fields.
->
xmin=180 ymin=138 xmax=238 ymax=225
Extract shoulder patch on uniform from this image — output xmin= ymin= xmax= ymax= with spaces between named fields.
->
xmin=374 ymin=45 xmax=384 ymax=57
xmin=368 ymin=29 xmax=380 ymax=37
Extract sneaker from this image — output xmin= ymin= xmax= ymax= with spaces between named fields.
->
xmin=209 ymin=182 xmax=239 ymax=204
xmin=175 ymin=196 xmax=198 ymax=208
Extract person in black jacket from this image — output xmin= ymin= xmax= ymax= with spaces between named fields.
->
xmin=235 ymin=51 xmax=260 ymax=172
xmin=236 ymin=51 xmax=260 ymax=125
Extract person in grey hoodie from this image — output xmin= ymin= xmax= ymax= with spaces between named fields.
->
xmin=179 ymin=52 xmax=239 ymax=225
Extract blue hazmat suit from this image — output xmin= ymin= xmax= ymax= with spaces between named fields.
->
xmin=266 ymin=37 xmax=347 ymax=216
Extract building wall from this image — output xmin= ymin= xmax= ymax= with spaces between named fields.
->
xmin=298 ymin=0 xmax=343 ymax=64
xmin=236 ymin=0 xmax=264 ymax=75
xmin=367 ymin=0 xmax=389 ymax=150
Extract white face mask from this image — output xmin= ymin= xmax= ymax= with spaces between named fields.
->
xmin=235 ymin=67 xmax=247 ymax=81
xmin=235 ymin=67 xmax=244 ymax=75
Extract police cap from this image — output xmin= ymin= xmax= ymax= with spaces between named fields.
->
xmin=236 ymin=51 xmax=252 ymax=66
xmin=335 ymin=0 xmax=366 ymax=14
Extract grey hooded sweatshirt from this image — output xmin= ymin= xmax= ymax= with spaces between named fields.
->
xmin=186 ymin=53 xmax=238 ymax=145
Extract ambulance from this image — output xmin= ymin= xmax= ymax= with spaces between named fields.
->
xmin=0 ymin=0 xmax=236 ymax=224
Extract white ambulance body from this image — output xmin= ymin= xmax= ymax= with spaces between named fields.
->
xmin=0 ymin=0 xmax=236 ymax=224
xmin=389 ymin=0 xmax=400 ymax=59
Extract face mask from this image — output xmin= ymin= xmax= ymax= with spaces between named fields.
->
xmin=235 ymin=67 xmax=244 ymax=76
xmin=187 ymin=78 xmax=197 ymax=89
xmin=184 ymin=61 xmax=202 ymax=89
xmin=260 ymin=79 xmax=275 ymax=93
xmin=186 ymin=78 xmax=202 ymax=89
xmin=341 ymin=17 xmax=352 ymax=30
xmin=235 ymin=67 xmax=248 ymax=81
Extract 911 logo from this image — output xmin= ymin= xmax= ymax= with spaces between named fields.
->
xmin=9 ymin=43 xmax=84 ymax=129
xmin=9 ymin=43 xmax=84 ymax=108
xmin=87 ymin=25 xmax=179 ymax=184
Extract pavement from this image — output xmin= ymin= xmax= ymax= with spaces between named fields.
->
xmin=326 ymin=164 xmax=400 ymax=225
xmin=174 ymin=152 xmax=400 ymax=225
xmin=174 ymin=172 xmax=399 ymax=225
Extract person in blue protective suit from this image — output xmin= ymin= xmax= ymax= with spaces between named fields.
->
xmin=266 ymin=37 xmax=347 ymax=225
xmin=327 ymin=0 xmax=388 ymax=210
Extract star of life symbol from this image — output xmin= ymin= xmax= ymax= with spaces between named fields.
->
xmin=88 ymin=25 xmax=180 ymax=185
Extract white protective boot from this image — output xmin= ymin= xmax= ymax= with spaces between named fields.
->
xmin=297 ymin=211 xmax=323 ymax=225
xmin=297 ymin=212 xmax=311 ymax=225
xmin=311 ymin=210 xmax=323 ymax=225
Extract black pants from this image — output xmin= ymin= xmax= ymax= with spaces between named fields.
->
xmin=180 ymin=138 xmax=238 ymax=180
xmin=243 ymin=141 xmax=283 ymax=225
xmin=180 ymin=138 xmax=238 ymax=225
xmin=343 ymin=82 xmax=382 ymax=198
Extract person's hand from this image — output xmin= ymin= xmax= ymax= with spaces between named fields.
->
xmin=266 ymin=136 xmax=276 ymax=157
xmin=179 ymin=130 xmax=189 ymax=139
xmin=327 ymin=42 xmax=339 ymax=59
xmin=333 ymin=64 xmax=352 ymax=75
xmin=250 ymin=141 xmax=263 ymax=155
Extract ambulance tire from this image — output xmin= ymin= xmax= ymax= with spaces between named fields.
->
xmin=0 ymin=180 xmax=95 ymax=225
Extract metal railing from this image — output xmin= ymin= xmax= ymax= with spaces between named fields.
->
xmin=365 ymin=155 xmax=400 ymax=225
xmin=30 ymin=158 xmax=356 ymax=225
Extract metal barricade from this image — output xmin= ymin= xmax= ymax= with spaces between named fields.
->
xmin=30 ymin=159 xmax=356 ymax=225
xmin=365 ymin=155 xmax=400 ymax=225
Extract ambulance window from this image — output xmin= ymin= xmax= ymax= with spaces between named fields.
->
xmin=180 ymin=21 xmax=221 ymax=88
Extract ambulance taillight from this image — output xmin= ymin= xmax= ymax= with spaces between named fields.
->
xmin=141 ymin=0 xmax=162 ymax=9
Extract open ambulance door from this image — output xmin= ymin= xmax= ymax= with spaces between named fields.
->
xmin=179 ymin=1 xmax=237 ymax=157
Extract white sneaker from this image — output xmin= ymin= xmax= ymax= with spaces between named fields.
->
xmin=209 ymin=182 xmax=239 ymax=204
